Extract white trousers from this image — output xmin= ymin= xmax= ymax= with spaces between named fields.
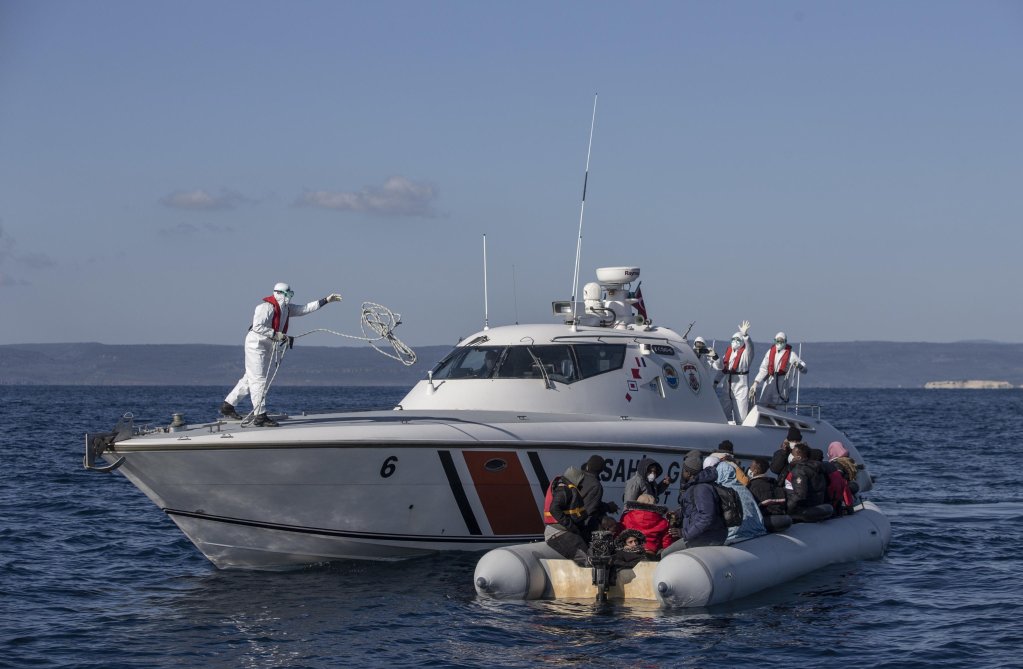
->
xmin=225 ymin=331 xmax=273 ymax=415
xmin=726 ymin=376 xmax=750 ymax=423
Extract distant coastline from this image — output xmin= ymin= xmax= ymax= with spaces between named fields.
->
xmin=924 ymin=380 xmax=1015 ymax=389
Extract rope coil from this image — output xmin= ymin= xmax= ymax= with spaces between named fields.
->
xmin=294 ymin=301 xmax=416 ymax=366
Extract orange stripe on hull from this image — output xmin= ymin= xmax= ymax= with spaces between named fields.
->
xmin=462 ymin=451 xmax=544 ymax=535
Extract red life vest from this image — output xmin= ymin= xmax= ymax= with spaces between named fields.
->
xmin=767 ymin=345 xmax=792 ymax=376
xmin=723 ymin=345 xmax=746 ymax=372
xmin=263 ymin=296 xmax=289 ymax=334
xmin=543 ymin=476 xmax=585 ymax=525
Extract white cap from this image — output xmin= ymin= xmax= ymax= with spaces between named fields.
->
xmin=731 ymin=332 xmax=743 ymax=340
xmin=694 ymin=336 xmax=705 ymax=345
xmin=775 ymin=331 xmax=787 ymax=342
xmin=703 ymin=455 xmax=722 ymax=469
xmin=274 ymin=282 xmax=291 ymax=293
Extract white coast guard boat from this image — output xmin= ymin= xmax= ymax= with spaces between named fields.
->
xmin=85 ymin=266 xmax=878 ymax=570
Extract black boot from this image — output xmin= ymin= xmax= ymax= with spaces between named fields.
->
xmin=219 ymin=402 xmax=243 ymax=420
xmin=252 ymin=413 xmax=279 ymax=427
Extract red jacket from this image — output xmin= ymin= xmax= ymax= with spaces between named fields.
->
xmin=620 ymin=506 xmax=674 ymax=552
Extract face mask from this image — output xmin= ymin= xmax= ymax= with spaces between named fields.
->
xmin=731 ymin=339 xmax=741 ymax=351
xmin=776 ymin=340 xmax=786 ymax=349
xmin=787 ymin=453 xmax=795 ymax=464
xmin=747 ymin=468 xmax=756 ymax=478
xmin=647 ymin=473 xmax=656 ymax=482
xmin=275 ymin=290 xmax=292 ymax=307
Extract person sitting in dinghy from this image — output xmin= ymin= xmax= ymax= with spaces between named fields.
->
xmin=578 ymin=455 xmax=619 ymax=538
xmin=823 ymin=441 xmax=857 ymax=516
xmin=746 ymin=458 xmax=787 ymax=517
xmin=708 ymin=440 xmax=749 ymax=486
xmin=784 ymin=443 xmax=833 ymax=522
xmin=769 ymin=426 xmax=805 ymax=484
xmin=619 ymin=493 xmax=674 ymax=557
xmin=710 ymin=457 xmax=766 ymax=544
xmin=543 ymin=467 xmax=591 ymax=564
xmin=827 ymin=441 xmax=860 ymax=495
xmin=665 ymin=450 xmax=727 ymax=551
xmin=611 ymin=529 xmax=648 ymax=570
xmin=623 ymin=457 xmax=671 ymax=504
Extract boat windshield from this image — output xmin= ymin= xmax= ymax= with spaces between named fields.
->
xmin=431 ymin=344 xmax=625 ymax=384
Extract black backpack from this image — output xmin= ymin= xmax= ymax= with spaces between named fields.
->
xmin=713 ymin=484 xmax=744 ymax=528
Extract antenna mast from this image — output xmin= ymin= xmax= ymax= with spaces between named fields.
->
xmin=570 ymin=94 xmax=598 ymax=327
xmin=483 ymin=234 xmax=489 ymax=330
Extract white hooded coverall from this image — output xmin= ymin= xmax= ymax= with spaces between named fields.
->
xmin=754 ymin=344 xmax=806 ymax=407
xmin=225 ymin=295 xmax=325 ymax=415
xmin=715 ymin=333 xmax=753 ymax=423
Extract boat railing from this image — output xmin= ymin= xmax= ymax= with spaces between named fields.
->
xmin=776 ymin=403 xmax=821 ymax=420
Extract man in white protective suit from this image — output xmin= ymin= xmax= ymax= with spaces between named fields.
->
xmin=692 ymin=337 xmax=722 ymax=374
xmin=220 ymin=282 xmax=343 ymax=426
xmin=751 ymin=331 xmax=806 ymax=409
xmin=713 ymin=321 xmax=754 ymax=423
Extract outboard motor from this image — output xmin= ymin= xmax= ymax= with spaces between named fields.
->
xmin=588 ymin=530 xmax=617 ymax=602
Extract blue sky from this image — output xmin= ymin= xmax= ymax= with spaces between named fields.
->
xmin=2 ymin=1 xmax=1020 ymax=348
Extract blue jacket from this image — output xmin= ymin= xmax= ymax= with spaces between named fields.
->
xmin=678 ymin=467 xmax=727 ymax=547
xmin=714 ymin=462 xmax=767 ymax=544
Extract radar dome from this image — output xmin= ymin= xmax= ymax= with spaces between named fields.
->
xmin=595 ymin=267 xmax=640 ymax=284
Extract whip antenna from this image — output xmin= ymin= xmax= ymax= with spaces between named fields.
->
xmin=570 ymin=93 xmax=598 ymax=327
xmin=483 ymin=234 xmax=490 ymax=330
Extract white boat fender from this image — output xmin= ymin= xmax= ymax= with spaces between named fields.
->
xmin=654 ymin=502 xmax=891 ymax=608
xmin=474 ymin=541 xmax=564 ymax=600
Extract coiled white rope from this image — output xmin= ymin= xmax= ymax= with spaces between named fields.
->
xmin=293 ymin=301 xmax=417 ymax=366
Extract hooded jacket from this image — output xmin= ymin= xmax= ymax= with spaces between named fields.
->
xmin=677 ymin=467 xmax=727 ymax=547
xmin=576 ymin=463 xmax=619 ymax=534
xmin=546 ymin=466 xmax=588 ymax=535
xmin=785 ymin=459 xmax=829 ymax=512
xmin=623 ymin=458 xmax=668 ymax=503
xmin=747 ymin=474 xmax=786 ymax=515
xmin=714 ymin=462 xmax=766 ymax=544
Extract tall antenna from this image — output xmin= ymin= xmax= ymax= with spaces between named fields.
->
xmin=483 ymin=234 xmax=489 ymax=330
xmin=570 ymin=93 xmax=598 ymax=327
xmin=512 ymin=263 xmax=519 ymax=324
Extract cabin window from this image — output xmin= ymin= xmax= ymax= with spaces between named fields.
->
xmin=431 ymin=346 xmax=505 ymax=380
xmin=431 ymin=343 xmax=625 ymax=384
xmin=573 ymin=344 xmax=626 ymax=379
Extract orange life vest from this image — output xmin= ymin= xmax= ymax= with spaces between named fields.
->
xmin=767 ymin=345 xmax=792 ymax=376
xmin=263 ymin=296 xmax=289 ymax=334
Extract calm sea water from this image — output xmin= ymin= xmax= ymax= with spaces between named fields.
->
xmin=2 ymin=385 xmax=1022 ymax=668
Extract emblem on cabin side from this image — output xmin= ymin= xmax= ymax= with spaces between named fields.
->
xmin=662 ymin=364 xmax=679 ymax=390
xmin=682 ymin=363 xmax=700 ymax=394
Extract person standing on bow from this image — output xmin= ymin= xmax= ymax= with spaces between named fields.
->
xmin=751 ymin=331 xmax=806 ymax=408
xmin=220 ymin=282 xmax=342 ymax=426
xmin=714 ymin=320 xmax=754 ymax=423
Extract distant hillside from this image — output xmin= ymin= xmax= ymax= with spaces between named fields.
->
xmin=2 ymin=341 xmax=1022 ymax=388
xmin=0 ymin=343 xmax=451 ymax=386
